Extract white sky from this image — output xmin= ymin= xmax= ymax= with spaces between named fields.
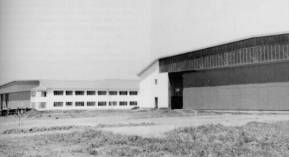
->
xmin=1 ymin=0 xmax=289 ymax=84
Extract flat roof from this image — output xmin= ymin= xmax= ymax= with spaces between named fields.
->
xmin=36 ymin=79 xmax=139 ymax=90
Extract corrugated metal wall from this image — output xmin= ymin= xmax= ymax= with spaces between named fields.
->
xmin=183 ymin=82 xmax=289 ymax=111
xmin=183 ymin=61 xmax=289 ymax=87
xmin=183 ymin=62 xmax=289 ymax=110
xmin=159 ymin=34 xmax=289 ymax=73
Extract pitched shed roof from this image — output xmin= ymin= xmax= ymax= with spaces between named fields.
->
xmin=0 ymin=80 xmax=40 ymax=94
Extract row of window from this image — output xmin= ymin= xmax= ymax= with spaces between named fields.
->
xmin=52 ymin=101 xmax=137 ymax=107
xmin=53 ymin=90 xmax=138 ymax=96
xmin=32 ymin=90 xmax=138 ymax=97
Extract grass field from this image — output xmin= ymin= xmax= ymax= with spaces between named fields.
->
xmin=0 ymin=110 xmax=289 ymax=157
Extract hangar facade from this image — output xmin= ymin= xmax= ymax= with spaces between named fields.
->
xmin=138 ymin=33 xmax=289 ymax=110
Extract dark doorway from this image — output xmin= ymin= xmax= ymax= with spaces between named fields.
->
xmin=154 ymin=97 xmax=158 ymax=109
xmin=169 ymin=72 xmax=183 ymax=109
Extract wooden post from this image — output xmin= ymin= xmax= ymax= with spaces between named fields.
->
xmin=5 ymin=94 xmax=9 ymax=116
xmin=0 ymin=94 xmax=2 ymax=116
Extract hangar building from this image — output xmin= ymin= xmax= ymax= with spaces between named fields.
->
xmin=138 ymin=33 xmax=289 ymax=111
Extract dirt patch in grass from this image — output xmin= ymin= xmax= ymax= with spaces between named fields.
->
xmin=1 ymin=125 xmax=81 ymax=134
xmin=96 ymin=122 xmax=155 ymax=128
xmin=1 ymin=122 xmax=155 ymax=135
xmin=21 ymin=109 xmax=215 ymax=120
xmin=1 ymin=121 xmax=289 ymax=157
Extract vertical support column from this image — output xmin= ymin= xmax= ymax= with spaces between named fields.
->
xmin=0 ymin=94 xmax=3 ymax=115
xmin=5 ymin=94 xmax=9 ymax=108
xmin=5 ymin=94 xmax=9 ymax=115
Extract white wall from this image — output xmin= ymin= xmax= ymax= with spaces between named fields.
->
xmin=139 ymin=61 xmax=169 ymax=109
xmin=31 ymin=89 xmax=139 ymax=110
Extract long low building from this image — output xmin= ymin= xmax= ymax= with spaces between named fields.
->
xmin=138 ymin=33 xmax=289 ymax=111
xmin=0 ymin=80 xmax=139 ymax=111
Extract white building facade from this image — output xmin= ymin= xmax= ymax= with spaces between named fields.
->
xmin=138 ymin=61 xmax=169 ymax=109
xmin=31 ymin=89 xmax=139 ymax=111
xmin=0 ymin=80 xmax=139 ymax=111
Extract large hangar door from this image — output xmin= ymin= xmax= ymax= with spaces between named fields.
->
xmin=169 ymin=73 xmax=183 ymax=109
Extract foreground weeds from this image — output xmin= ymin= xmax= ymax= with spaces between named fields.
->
xmin=1 ymin=121 xmax=289 ymax=157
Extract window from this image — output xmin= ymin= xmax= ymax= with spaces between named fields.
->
xmin=75 ymin=91 xmax=84 ymax=95
xmin=109 ymin=91 xmax=118 ymax=95
xmin=66 ymin=102 xmax=73 ymax=106
xmin=87 ymin=101 xmax=96 ymax=106
xmin=129 ymin=101 xmax=137 ymax=106
xmin=129 ymin=91 xmax=138 ymax=95
xmin=39 ymin=102 xmax=46 ymax=109
xmin=53 ymin=102 xmax=63 ymax=107
xmin=154 ymin=79 xmax=158 ymax=85
xmin=87 ymin=91 xmax=96 ymax=95
xmin=119 ymin=101 xmax=127 ymax=106
xmin=109 ymin=101 xmax=117 ymax=106
xmin=98 ymin=101 xmax=107 ymax=106
xmin=75 ymin=101 xmax=84 ymax=106
xmin=41 ymin=91 xmax=47 ymax=97
xmin=98 ymin=91 xmax=107 ymax=95
xmin=119 ymin=91 xmax=128 ymax=95
xmin=66 ymin=91 xmax=73 ymax=95
xmin=54 ymin=91 xmax=64 ymax=96
xmin=31 ymin=91 xmax=36 ymax=97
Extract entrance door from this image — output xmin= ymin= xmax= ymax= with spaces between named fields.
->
xmin=154 ymin=97 xmax=158 ymax=109
xmin=169 ymin=73 xmax=183 ymax=109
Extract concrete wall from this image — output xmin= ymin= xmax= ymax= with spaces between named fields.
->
xmin=139 ymin=61 xmax=169 ymax=108
xmin=183 ymin=82 xmax=289 ymax=111
xmin=31 ymin=89 xmax=139 ymax=111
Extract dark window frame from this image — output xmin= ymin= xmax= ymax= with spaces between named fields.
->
xmin=54 ymin=90 xmax=64 ymax=96
xmin=53 ymin=102 xmax=63 ymax=107
xmin=75 ymin=91 xmax=85 ymax=96
xmin=119 ymin=91 xmax=128 ymax=95
xmin=41 ymin=91 xmax=47 ymax=97
xmin=129 ymin=101 xmax=137 ymax=106
xmin=109 ymin=101 xmax=117 ymax=106
xmin=98 ymin=91 xmax=107 ymax=95
xmin=65 ymin=102 xmax=73 ymax=106
xmin=87 ymin=91 xmax=96 ymax=95
xmin=87 ymin=101 xmax=96 ymax=106
xmin=119 ymin=101 xmax=128 ymax=106
xmin=109 ymin=91 xmax=118 ymax=95
xmin=75 ymin=101 xmax=85 ymax=106
xmin=98 ymin=101 xmax=107 ymax=106
xmin=129 ymin=91 xmax=138 ymax=95
xmin=66 ymin=91 xmax=73 ymax=95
